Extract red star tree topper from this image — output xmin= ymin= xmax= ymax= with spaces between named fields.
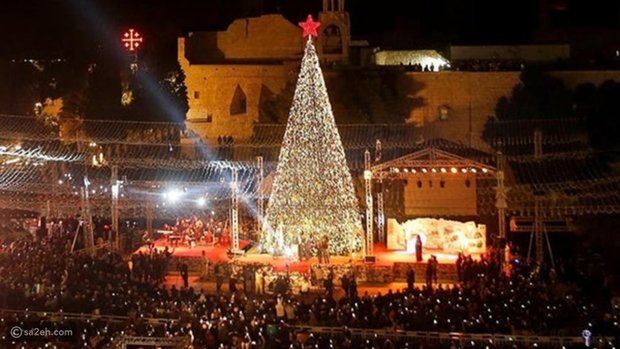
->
xmin=299 ymin=14 xmax=321 ymax=38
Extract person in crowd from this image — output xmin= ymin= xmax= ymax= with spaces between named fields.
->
xmin=255 ymin=269 xmax=264 ymax=295
xmin=229 ymin=270 xmax=237 ymax=293
xmin=179 ymin=261 xmax=189 ymax=288
xmin=431 ymin=255 xmax=439 ymax=284
xmin=406 ymin=266 xmax=416 ymax=292
xmin=415 ymin=235 xmax=423 ymax=262
xmin=349 ymin=274 xmax=358 ymax=299
xmin=341 ymin=273 xmax=350 ymax=297
xmin=324 ymin=270 xmax=335 ymax=298
xmin=425 ymin=257 xmax=434 ymax=287
xmin=316 ymin=239 xmax=323 ymax=264
xmin=456 ymin=252 xmax=464 ymax=282
xmin=275 ymin=296 xmax=286 ymax=321
xmin=215 ymin=263 xmax=223 ymax=294
xmin=320 ymin=235 xmax=330 ymax=264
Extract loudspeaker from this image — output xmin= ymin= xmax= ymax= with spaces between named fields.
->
xmin=364 ymin=256 xmax=376 ymax=263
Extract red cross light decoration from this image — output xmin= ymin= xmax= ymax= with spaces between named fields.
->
xmin=122 ymin=29 xmax=143 ymax=52
xmin=299 ymin=15 xmax=321 ymax=38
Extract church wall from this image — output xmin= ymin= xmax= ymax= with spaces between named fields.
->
xmin=181 ymin=44 xmax=620 ymax=145
xmin=403 ymin=72 xmax=520 ymax=147
xmin=182 ymin=61 xmax=294 ymax=141
xmin=403 ymin=70 xmax=620 ymax=147
xmin=215 ymin=15 xmax=303 ymax=61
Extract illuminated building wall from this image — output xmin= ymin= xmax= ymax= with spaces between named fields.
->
xmin=178 ymin=3 xmax=351 ymax=142
xmin=178 ymin=11 xmax=620 ymax=146
xmin=374 ymin=50 xmax=449 ymax=70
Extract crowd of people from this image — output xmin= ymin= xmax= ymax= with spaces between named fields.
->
xmin=400 ymin=59 xmax=620 ymax=73
xmin=0 ymin=233 xmax=618 ymax=348
xmin=395 ymin=60 xmax=525 ymax=72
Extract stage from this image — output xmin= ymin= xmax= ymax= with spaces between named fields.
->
xmin=135 ymin=238 xmax=478 ymax=281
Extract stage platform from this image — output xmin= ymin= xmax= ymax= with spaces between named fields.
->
xmin=135 ymin=238 xmax=478 ymax=283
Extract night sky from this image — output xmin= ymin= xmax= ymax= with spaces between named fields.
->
xmin=1 ymin=0 xmax=619 ymax=59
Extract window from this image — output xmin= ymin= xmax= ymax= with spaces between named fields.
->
xmin=206 ymin=114 xmax=212 ymax=123
xmin=322 ymin=25 xmax=343 ymax=54
xmin=230 ymin=85 xmax=247 ymax=115
xmin=194 ymin=91 xmax=200 ymax=99
xmin=440 ymin=180 xmax=445 ymax=188
xmin=438 ymin=105 xmax=450 ymax=120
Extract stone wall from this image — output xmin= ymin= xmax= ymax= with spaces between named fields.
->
xmin=209 ymin=15 xmax=303 ymax=61
xmin=401 ymin=70 xmax=620 ymax=146
xmin=180 ymin=37 xmax=296 ymax=140
xmin=181 ymin=50 xmax=620 ymax=145
xmin=183 ymin=63 xmax=294 ymax=140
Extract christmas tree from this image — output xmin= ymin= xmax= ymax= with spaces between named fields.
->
xmin=262 ymin=16 xmax=363 ymax=256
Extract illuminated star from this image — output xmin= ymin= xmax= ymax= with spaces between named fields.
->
xmin=299 ymin=14 xmax=321 ymax=38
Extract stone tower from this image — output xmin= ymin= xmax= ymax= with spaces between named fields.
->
xmin=317 ymin=0 xmax=351 ymax=63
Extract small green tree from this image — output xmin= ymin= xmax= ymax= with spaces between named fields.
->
xmin=123 ymin=57 xmax=189 ymax=122
xmin=494 ymin=68 xmax=574 ymax=120
xmin=159 ymin=61 xmax=189 ymax=120
xmin=484 ymin=68 xmax=575 ymax=144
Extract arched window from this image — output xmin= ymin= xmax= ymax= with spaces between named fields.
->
xmin=438 ymin=105 xmax=450 ymax=120
xmin=230 ymin=85 xmax=247 ymax=115
xmin=322 ymin=25 xmax=343 ymax=54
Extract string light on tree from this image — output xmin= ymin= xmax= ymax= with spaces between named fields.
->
xmin=262 ymin=15 xmax=363 ymax=256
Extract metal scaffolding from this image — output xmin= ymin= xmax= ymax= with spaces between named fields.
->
xmin=110 ymin=165 xmax=120 ymax=250
xmin=364 ymin=150 xmax=374 ymax=258
xmin=375 ymin=140 xmax=385 ymax=243
xmin=495 ymin=151 xmax=508 ymax=263
xmin=257 ymin=156 xmax=264 ymax=240
xmin=231 ymin=167 xmax=240 ymax=253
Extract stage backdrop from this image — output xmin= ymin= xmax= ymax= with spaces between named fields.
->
xmin=387 ymin=218 xmax=486 ymax=254
xmin=403 ymin=175 xmax=477 ymax=216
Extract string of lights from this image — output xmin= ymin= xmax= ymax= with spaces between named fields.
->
xmin=1 ymin=113 xmax=591 ymax=150
xmin=1 ymin=84 xmax=618 ymax=220
xmin=262 ymin=35 xmax=363 ymax=256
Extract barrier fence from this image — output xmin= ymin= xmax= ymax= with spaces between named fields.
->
xmin=292 ymin=325 xmax=592 ymax=347
xmin=0 ymin=308 xmax=603 ymax=347
xmin=0 ymin=308 xmax=175 ymax=325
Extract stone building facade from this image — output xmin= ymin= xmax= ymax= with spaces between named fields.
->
xmin=179 ymin=0 xmax=351 ymax=141
xmin=403 ymin=70 xmax=620 ymax=147
xmin=178 ymin=0 xmax=620 ymax=145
